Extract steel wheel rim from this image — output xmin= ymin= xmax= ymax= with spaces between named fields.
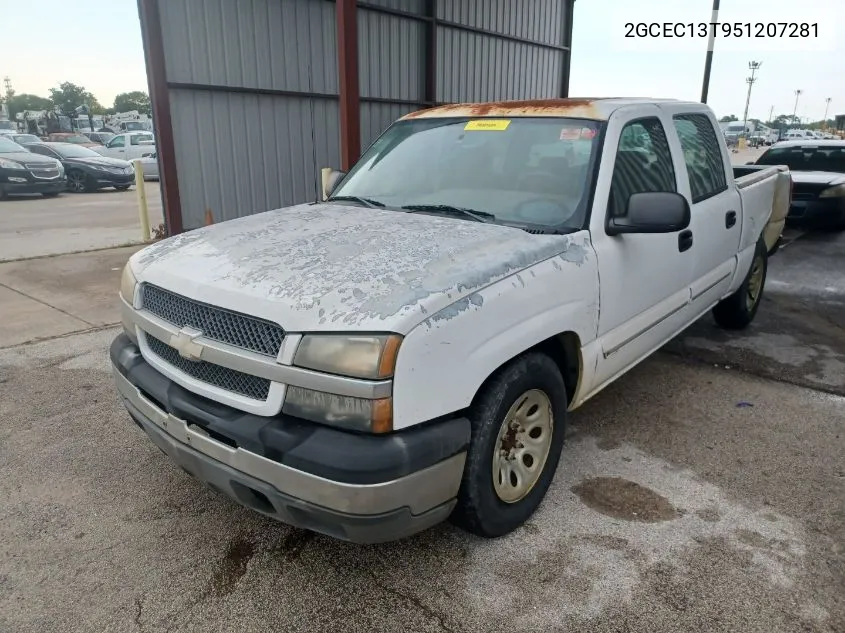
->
xmin=746 ymin=255 xmax=765 ymax=311
xmin=492 ymin=389 xmax=554 ymax=504
xmin=68 ymin=173 xmax=86 ymax=193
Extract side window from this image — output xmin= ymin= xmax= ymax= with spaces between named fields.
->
xmin=108 ymin=136 xmax=125 ymax=148
xmin=130 ymin=135 xmax=140 ymax=146
xmin=608 ymin=118 xmax=676 ymax=218
xmin=673 ymin=114 xmax=728 ymax=203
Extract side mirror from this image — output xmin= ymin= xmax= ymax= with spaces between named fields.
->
xmin=606 ymin=192 xmax=690 ymax=236
xmin=324 ymin=169 xmax=346 ymax=198
xmin=746 ymin=161 xmax=754 ymax=165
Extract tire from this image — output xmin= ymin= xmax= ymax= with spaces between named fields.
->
xmin=713 ymin=237 xmax=768 ymax=330
xmin=67 ymin=170 xmax=93 ymax=193
xmin=41 ymin=192 xmax=60 ymax=198
xmin=114 ymin=185 xmax=131 ymax=191
xmin=450 ymin=352 xmax=567 ymax=538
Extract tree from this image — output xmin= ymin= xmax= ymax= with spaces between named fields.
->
xmin=719 ymin=115 xmax=738 ymax=122
xmin=6 ymin=93 xmax=52 ymax=120
xmin=48 ymin=82 xmax=103 ymax=117
xmin=112 ymin=91 xmax=151 ymax=115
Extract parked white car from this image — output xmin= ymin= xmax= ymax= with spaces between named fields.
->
xmin=112 ymin=98 xmax=789 ymax=544
xmin=94 ymin=132 xmax=156 ymax=160
xmin=136 ymin=151 xmax=159 ymax=180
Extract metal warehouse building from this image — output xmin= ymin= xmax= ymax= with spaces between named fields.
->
xmin=138 ymin=0 xmax=576 ymax=234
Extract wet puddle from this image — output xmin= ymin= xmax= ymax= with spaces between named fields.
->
xmin=572 ymin=476 xmax=679 ymax=522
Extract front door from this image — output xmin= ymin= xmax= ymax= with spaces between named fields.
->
xmin=589 ymin=105 xmax=695 ymax=391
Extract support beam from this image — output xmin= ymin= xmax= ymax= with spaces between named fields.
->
xmin=137 ymin=0 xmax=183 ymax=235
xmin=424 ymin=0 xmax=437 ymax=105
xmin=336 ymin=0 xmax=361 ymax=171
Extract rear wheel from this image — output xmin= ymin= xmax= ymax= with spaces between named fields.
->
xmin=451 ymin=352 xmax=567 ymax=538
xmin=67 ymin=170 xmax=93 ymax=193
xmin=713 ymin=237 xmax=768 ymax=330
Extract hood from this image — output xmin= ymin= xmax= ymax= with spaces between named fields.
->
xmin=788 ymin=171 xmax=845 ymax=186
xmin=131 ymin=204 xmax=589 ymax=333
xmin=65 ymin=155 xmax=131 ymax=168
xmin=0 ymin=151 xmax=56 ymax=164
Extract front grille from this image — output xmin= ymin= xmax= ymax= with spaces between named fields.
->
xmin=141 ymin=284 xmax=284 ymax=357
xmin=28 ymin=168 xmax=60 ymax=180
xmin=145 ymin=333 xmax=271 ymax=401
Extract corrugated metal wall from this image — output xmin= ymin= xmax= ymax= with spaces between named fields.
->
xmin=157 ymin=0 xmax=339 ymax=228
xmin=147 ymin=0 xmax=573 ymax=231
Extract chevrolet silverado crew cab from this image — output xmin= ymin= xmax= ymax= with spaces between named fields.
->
xmin=112 ymin=98 xmax=790 ymax=543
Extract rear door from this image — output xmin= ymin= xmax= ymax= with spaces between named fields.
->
xmin=662 ymin=106 xmax=742 ymax=311
xmin=589 ymin=105 xmax=695 ymax=389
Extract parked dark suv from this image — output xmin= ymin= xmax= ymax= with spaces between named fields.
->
xmin=0 ymin=136 xmax=66 ymax=199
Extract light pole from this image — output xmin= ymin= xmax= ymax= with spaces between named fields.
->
xmin=742 ymin=61 xmax=762 ymax=139
xmin=823 ymin=97 xmax=832 ymax=129
xmin=792 ymin=89 xmax=803 ymax=129
xmin=700 ymin=0 xmax=720 ymax=103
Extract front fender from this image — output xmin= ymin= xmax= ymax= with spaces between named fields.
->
xmin=392 ymin=234 xmax=599 ymax=429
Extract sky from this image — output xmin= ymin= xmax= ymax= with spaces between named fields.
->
xmin=0 ymin=0 xmax=842 ymax=123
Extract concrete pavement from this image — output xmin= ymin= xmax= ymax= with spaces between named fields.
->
xmin=0 ymin=182 xmax=163 ymax=262
xmin=0 ymin=245 xmax=142 ymax=347
xmin=0 ymin=228 xmax=842 ymax=633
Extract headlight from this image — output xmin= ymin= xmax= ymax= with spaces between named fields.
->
xmin=0 ymin=158 xmax=24 ymax=169
xmin=120 ymin=263 xmax=138 ymax=343
xmin=282 ymin=387 xmax=393 ymax=434
xmin=293 ymin=334 xmax=402 ymax=379
xmin=819 ymin=184 xmax=845 ymax=198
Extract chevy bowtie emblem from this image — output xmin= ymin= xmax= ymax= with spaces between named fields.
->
xmin=169 ymin=326 xmax=204 ymax=362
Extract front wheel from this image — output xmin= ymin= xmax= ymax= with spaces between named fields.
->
xmin=450 ymin=352 xmax=567 ymax=538
xmin=67 ymin=170 xmax=92 ymax=193
xmin=114 ymin=185 xmax=131 ymax=191
xmin=713 ymin=237 xmax=768 ymax=330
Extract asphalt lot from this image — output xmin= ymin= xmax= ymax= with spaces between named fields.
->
xmin=1 ymin=201 xmax=843 ymax=631
xmin=0 ymin=182 xmax=163 ymax=262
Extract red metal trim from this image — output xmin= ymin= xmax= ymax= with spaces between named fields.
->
xmin=137 ymin=0 xmax=184 ymax=235
xmin=336 ymin=0 xmax=361 ymax=171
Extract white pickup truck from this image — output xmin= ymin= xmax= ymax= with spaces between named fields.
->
xmin=112 ymin=98 xmax=791 ymax=543
xmin=94 ymin=131 xmax=156 ymax=160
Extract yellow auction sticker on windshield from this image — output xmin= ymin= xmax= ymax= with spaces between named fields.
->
xmin=464 ymin=119 xmax=511 ymax=131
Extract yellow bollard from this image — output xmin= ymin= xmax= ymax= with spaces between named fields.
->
xmin=133 ymin=159 xmax=151 ymax=242
xmin=321 ymin=167 xmax=332 ymax=200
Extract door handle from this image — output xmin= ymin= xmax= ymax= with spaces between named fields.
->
xmin=678 ymin=229 xmax=693 ymax=252
xmin=725 ymin=210 xmax=737 ymax=228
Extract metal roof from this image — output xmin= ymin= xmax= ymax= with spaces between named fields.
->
xmin=770 ymin=139 xmax=845 ymax=148
xmin=401 ymin=97 xmax=701 ymax=121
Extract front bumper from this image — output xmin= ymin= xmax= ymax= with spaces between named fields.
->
xmin=0 ymin=178 xmax=66 ymax=195
xmin=787 ymin=198 xmax=845 ymax=226
xmin=111 ymin=334 xmax=470 ymax=543
xmin=94 ymin=171 xmax=135 ymax=186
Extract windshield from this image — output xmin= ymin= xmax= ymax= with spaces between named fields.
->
xmin=63 ymin=135 xmax=90 ymax=144
xmin=95 ymin=132 xmax=114 ymax=142
xmin=0 ymin=121 xmax=15 ymax=130
xmin=757 ymin=145 xmax=845 ymax=172
xmin=0 ymin=137 xmax=25 ymax=153
xmin=332 ymin=117 xmax=602 ymax=230
xmin=14 ymin=135 xmax=40 ymax=144
xmin=54 ymin=144 xmax=101 ymax=158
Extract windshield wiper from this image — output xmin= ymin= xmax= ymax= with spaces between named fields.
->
xmin=401 ymin=204 xmax=496 ymax=223
xmin=328 ymin=195 xmax=385 ymax=208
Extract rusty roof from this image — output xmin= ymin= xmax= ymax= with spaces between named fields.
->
xmin=400 ymin=98 xmax=692 ymax=121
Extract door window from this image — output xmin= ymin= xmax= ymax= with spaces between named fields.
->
xmin=608 ymin=118 xmax=676 ymax=218
xmin=673 ymin=114 xmax=728 ymax=202
xmin=108 ymin=136 xmax=125 ymax=148
xmin=27 ymin=145 xmax=58 ymax=159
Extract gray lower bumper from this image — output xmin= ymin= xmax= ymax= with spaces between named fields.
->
xmin=115 ymin=368 xmax=464 ymax=543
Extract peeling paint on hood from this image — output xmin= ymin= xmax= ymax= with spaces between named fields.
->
xmin=131 ymin=204 xmax=589 ymax=334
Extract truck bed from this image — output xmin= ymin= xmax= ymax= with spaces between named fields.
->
xmin=733 ymin=164 xmax=791 ymax=254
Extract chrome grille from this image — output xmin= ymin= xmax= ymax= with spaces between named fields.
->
xmin=145 ymin=333 xmax=271 ymax=401
xmin=141 ymin=284 xmax=284 ymax=357
xmin=28 ymin=167 xmax=60 ymax=180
